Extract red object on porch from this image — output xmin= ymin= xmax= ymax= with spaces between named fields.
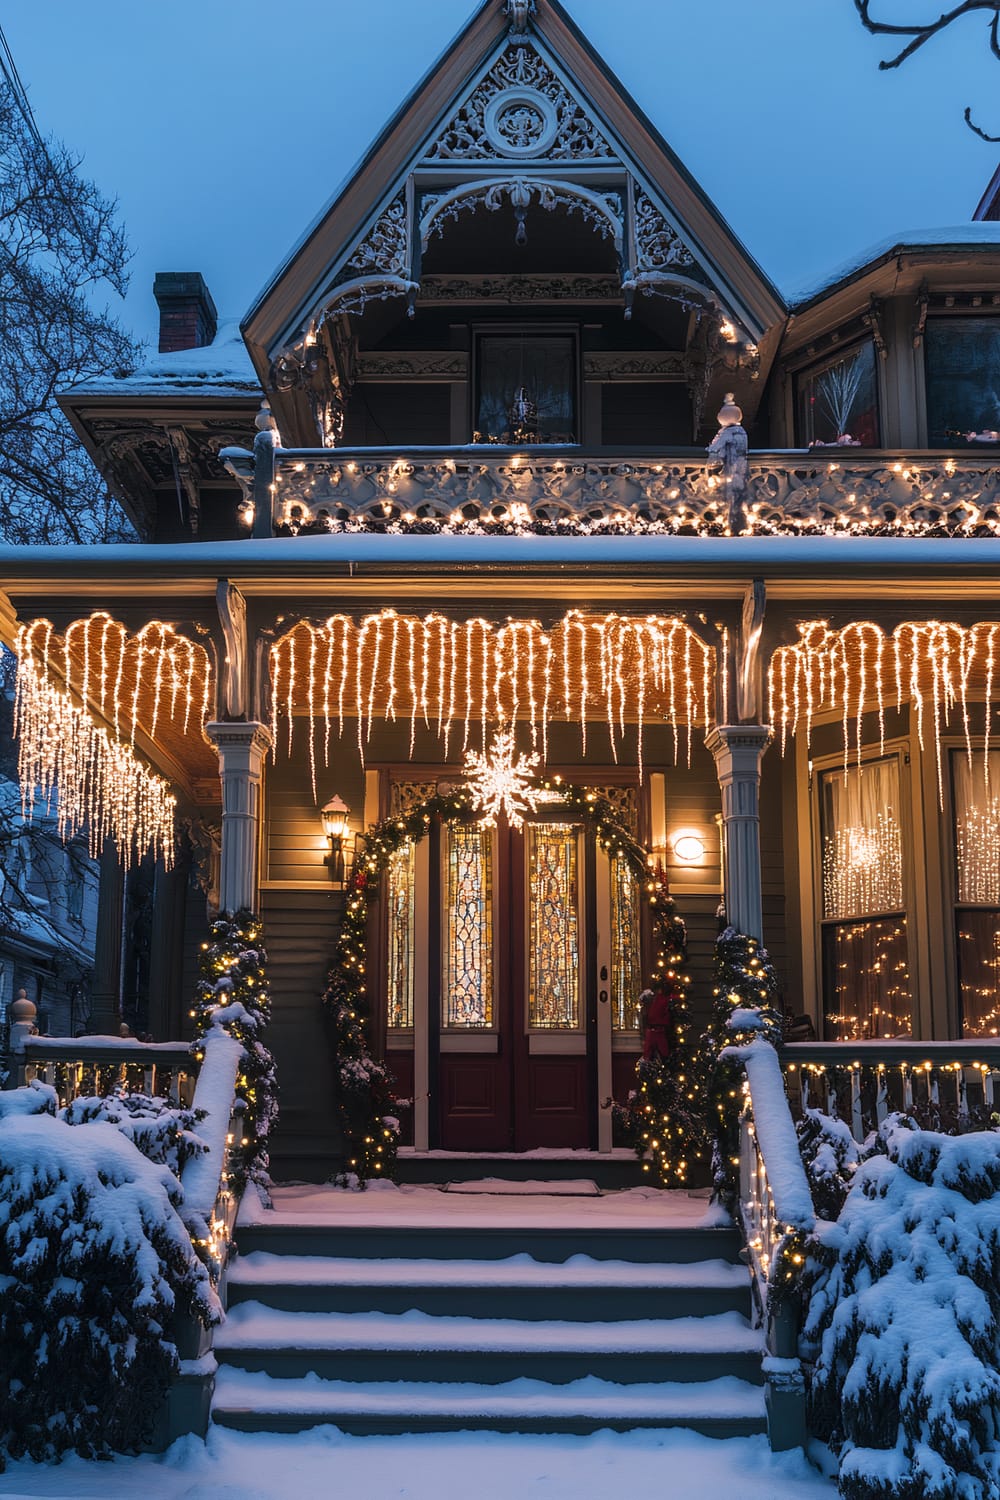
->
xmin=642 ymin=989 xmax=674 ymax=1061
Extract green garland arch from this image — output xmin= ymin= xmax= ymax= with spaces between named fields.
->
xmin=321 ymin=778 xmax=690 ymax=1186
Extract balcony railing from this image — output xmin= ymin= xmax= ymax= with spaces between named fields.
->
xmin=223 ymin=442 xmax=1000 ymax=538
xmin=779 ymin=1039 xmax=1000 ymax=1141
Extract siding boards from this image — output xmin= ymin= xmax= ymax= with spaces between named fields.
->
xmin=261 ymin=888 xmax=344 ymax=1181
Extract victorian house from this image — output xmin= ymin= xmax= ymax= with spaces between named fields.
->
xmin=5 ymin=0 xmax=1000 ymax=1182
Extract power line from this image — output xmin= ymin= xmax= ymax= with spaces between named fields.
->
xmin=0 ymin=23 xmax=44 ymax=151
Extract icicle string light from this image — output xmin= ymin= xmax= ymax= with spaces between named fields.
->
xmin=768 ymin=620 xmax=1000 ymax=805
xmin=40 ymin=612 xmax=213 ymax=749
xmin=270 ymin=609 xmax=714 ymax=793
xmin=14 ymin=628 xmax=177 ymax=869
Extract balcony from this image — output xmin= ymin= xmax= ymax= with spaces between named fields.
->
xmin=222 ymin=444 xmax=1000 ymax=539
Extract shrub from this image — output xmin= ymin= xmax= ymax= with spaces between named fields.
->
xmin=803 ymin=1117 xmax=1000 ymax=1500
xmin=0 ymin=1100 xmax=218 ymax=1465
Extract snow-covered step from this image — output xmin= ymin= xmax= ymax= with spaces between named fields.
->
xmin=213 ymin=1303 xmax=765 ymax=1386
xmin=234 ymin=1219 xmax=742 ymax=1264
xmin=226 ymin=1250 xmax=752 ymax=1320
xmin=210 ymin=1365 xmax=768 ymax=1437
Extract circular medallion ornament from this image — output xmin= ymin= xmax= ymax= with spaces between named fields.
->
xmin=483 ymin=88 xmax=558 ymax=158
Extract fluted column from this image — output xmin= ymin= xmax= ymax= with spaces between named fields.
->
xmin=204 ymin=722 xmax=273 ymax=914
xmin=706 ymin=724 xmax=772 ymax=942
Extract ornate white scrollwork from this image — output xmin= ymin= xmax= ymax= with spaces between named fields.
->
xmin=421 ymin=177 xmax=622 ymax=248
xmin=426 ymin=42 xmax=615 ymax=162
xmin=343 ymin=194 xmax=409 ymax=280
xmin=634 ymin=190 xmax=697 ymax=274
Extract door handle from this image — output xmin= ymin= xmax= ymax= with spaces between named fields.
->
xmin=599 ymin=989 xmax=608 ymax=1004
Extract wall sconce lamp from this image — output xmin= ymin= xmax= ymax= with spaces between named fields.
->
xmin=672 ymin=830 xmax=706 ymax=864
xmin=321 ymin=794 xmax=351 ymax=884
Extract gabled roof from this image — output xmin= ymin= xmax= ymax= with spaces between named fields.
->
xmin=241 ymin=0 xmax=785 ymax=380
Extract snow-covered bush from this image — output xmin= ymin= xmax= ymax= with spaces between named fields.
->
xmin=802 ymin=1117 xmax=1000 ymax=1500
xmin=797 ymin=1106 xmax=861 ymax=1220
xmin=61 ymin=1091 xmax=207 ymax=1177
xmin=0 ymin=1102 xmax=219 ymax=1466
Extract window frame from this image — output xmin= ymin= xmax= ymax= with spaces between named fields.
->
xmin=793 ymin=336 xmax=882 ymax=450
xmin=810 ymin=741 xmax=916 ymax=1040
xmin=470 ymin=321 xmax=580 ymax=446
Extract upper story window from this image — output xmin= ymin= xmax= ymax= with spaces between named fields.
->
xmin=818 ymin=754 xmax=911 ymax=1039
xmin=925 ymin=318 xmax=1000 ymax=445
xmin=796 ymin=341 xmax=879 ymax=448
xmin=473 ymin=330 xmax=577 ymax=444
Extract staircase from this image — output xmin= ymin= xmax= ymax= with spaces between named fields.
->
xmin=211 ymin=1198 xmax=766 ymax=1438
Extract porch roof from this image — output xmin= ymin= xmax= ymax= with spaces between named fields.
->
xmin=2 ymin=534 xmax=1000 ymax=604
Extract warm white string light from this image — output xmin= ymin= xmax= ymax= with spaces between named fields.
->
xmin=823 ymin=812 xmax=903 ymax=921
xmin=14 ymin=629 xmax=177 ymax=869
xmin=956 ymin=796 xmax=1000 ymax=905
xmin=271 ymin=608 xmax=714 ymax=793
xmin=768 ymin=620 xmax=1000 ymax=804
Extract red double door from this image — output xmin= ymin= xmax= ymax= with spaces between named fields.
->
xmin=432 ymin=814 xmax=598 ymax=1152
xmin=383 ymin=816 xmax=605 ymax=1152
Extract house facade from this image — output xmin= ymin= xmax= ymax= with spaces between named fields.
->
xmin=4 ymin=0 xmax=1000 ymax=1177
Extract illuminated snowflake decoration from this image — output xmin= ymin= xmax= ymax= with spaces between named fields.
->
xmin=463 ymin=729 xmax=541 ymax=829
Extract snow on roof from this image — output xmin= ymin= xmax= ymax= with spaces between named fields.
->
xmin=63 ymin=320 xmax=261 ymax=400
xmin=786 ymin=224 xmax=1000 ymax=308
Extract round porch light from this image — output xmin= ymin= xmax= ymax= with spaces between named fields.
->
xmin=672 ymin=831 xmax=705 ymax=864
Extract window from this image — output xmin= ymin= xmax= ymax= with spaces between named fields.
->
xmin=925 ymin=319 xmax=1000 ymax=445
xmin=474 ymin=331 xmax=577 ymax=443
xmin=443 ymin=823 xmax=494 ymax=1029
xmin=386 ymin=841 xmax=416 ymax=1030
xmin=952 ymin=750 xmax=1000 ymax=1036
xmin=818 ymin=757 xmax=911 ymax=1038
xmin=610 ymin=854 xmax=642 ymax=1030
xmin=796 ymin=342 xmax=879 ymax=447
xmin=527 ymin=822 xmax=581 ymax=1029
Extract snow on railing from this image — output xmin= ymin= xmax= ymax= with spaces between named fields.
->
xmin=18 ymin=1035 xmax=197 ymax=1107
xmin=780 ymin=1038 xmax=1000 ymax=1141
xmin=222 ymin=443 xmax=1000 ymax=539
xmin=723 ymin=1037 xmax=815 ymax=1452
xmin=180 ymin=1020 xmax=243 ymax=1281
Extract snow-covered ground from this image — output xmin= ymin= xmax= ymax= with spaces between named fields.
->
xmin=0 ymin=1427 xmax=836 ymax=1499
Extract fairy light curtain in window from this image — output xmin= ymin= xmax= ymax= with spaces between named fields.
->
xmin=820 ymin=759 xmax=911 ymax=1040
xmin=528 ymin=823 xmax=581 ymax=1029
xmin=952 ymin=750 xmax=1000 ymax=1036
xmin=443 ymin=824 xmax=494 ymax=1029
xmin=386 ymin=841 xmax=416 ymax=1029
xmin=611 ymin=854 xmax=642 ymax=1030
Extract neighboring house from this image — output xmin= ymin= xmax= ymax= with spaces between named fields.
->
xmin=0 ymin=777 xmax=98 ymax=1038
xmin=2 ymin=0 xmax=1000 ymax=1176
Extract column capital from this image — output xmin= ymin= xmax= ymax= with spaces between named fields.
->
xmin=205 ymin=720 xmax=273 ymax=757
xmin=705 ymin=724 xmax=773 ymax=759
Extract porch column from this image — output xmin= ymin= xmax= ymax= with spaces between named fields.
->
xmin=706 ymin=725 xmax=772 ymax=942
xmin=90 ymin=837 xmax=124 ymax=1034
xmin=204 ymin=722 xmax=273 ymax=914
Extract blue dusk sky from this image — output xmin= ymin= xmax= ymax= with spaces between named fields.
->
xmin=5 ymin=0 xmax=999 ymax=347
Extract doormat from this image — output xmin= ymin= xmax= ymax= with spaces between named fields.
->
xmin=442 ymin=1178 xmax=601 ymax=1196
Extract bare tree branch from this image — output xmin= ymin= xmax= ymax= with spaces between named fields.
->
xmin=0 ymin=77 xmax=142 ymax=545
xmin=854 ymin=0 xmax=1000 ymax=137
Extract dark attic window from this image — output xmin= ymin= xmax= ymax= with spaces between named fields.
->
xmin=600 ymin=382 xmax=692 ymax=446
xmin=343 ymin=383 xmax=452 ymax=446
xmin=474 ymin=331 xmax=577 ymax=443
xmin=924 ymin=318 xmax=1000 ymax=446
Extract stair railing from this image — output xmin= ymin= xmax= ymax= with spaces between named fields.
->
xmin=779 ymin=1039 xmax=1000 ymax=1140
xmin=15 ymin=1035 xmax=197 ymax=1107
xmin=725 ymin=1036 xmax=815 ymax=1452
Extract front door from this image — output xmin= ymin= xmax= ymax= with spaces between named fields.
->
xmin=383 ymin=800 xmax=644 ymax=1152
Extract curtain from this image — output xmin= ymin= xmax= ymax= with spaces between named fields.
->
xmin=821 ymin=758 xmax=903 ymax=920
xmin=953 ymin=750 xmax=1000 ymax=1035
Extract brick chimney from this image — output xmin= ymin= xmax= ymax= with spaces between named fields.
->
xmin=153 ymin=272 xmax=218 ymax=353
